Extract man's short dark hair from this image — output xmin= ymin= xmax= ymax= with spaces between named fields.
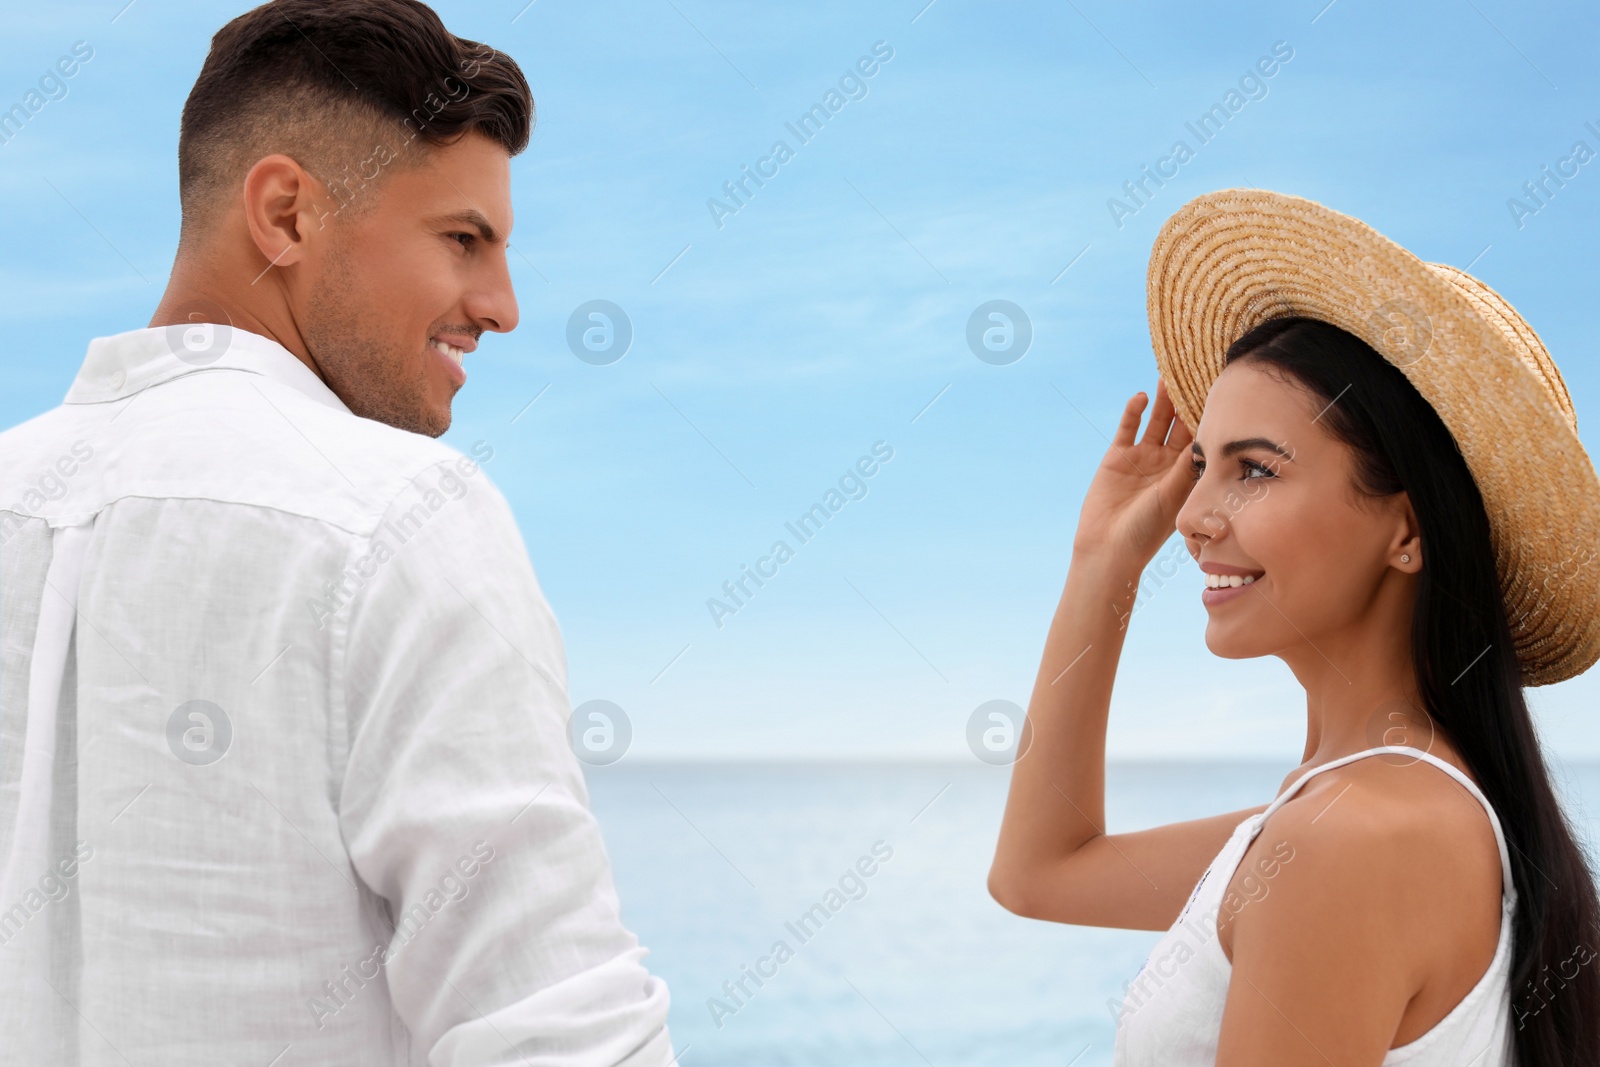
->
xmin=178 ymin=0 xmax=532 ymax=238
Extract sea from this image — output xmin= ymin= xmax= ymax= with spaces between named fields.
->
xmin=586 ymin=759 xmax=1600 ymax=1067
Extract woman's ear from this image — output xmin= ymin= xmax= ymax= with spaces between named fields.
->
xmin=1391 ymin=491 xmax=1422 ymax=572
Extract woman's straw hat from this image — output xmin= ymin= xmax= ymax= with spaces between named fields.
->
xmin=1147 ymin=187 xmax=1600 ymax=686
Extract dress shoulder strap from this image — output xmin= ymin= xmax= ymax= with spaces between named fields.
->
xmin=1258 ymin=745 xmax=1517 ymax=907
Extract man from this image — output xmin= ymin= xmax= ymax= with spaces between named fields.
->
xmin=0 ymin=1 xmax=672 ymax=1063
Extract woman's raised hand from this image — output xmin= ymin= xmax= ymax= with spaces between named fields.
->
xmin=1071 ymin=377 xmax=1196 ymax=570
xmin=990 ymin=377 xmax=1235 ymax=932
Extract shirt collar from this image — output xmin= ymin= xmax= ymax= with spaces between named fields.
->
xmin=65 ymin=324 xmax=351 ymax=414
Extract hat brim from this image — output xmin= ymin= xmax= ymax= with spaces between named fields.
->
xmin=1147 ymin=188 xmax=1600 ymax=686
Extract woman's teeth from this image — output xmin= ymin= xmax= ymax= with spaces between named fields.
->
xmin=1206 ymin=572 xmax=1258 ymax=588
xmin=431 ymin=339 xmax=464 ymax=366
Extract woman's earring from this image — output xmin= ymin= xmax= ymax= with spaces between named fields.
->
xmin=1401 ymin=554 xmax=1412 ymax=564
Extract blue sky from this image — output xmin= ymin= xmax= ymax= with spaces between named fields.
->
xmin=4 ymin=0 xmax=1599 ymax=760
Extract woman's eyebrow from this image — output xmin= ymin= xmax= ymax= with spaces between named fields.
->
xmin=1190 ymin=437 xmax=1295 ymax=461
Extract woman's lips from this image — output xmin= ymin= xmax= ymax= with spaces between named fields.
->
xmin=1201 ymin=572 xmax=1262 ymax=606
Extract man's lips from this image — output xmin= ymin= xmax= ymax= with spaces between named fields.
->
xmin=430 ymin=332 xmax=478 ymax=355
xmin=429 ymin=336 xmax=469 ymax=383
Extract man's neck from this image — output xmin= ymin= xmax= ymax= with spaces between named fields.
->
xmin=150 ymin=253 xmax=323 ymax=385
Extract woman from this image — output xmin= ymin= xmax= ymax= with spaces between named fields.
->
xmin=988 ymin=189 xmax=1600 ymax=1065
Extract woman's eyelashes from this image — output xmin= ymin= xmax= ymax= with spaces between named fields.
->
xmin=1189 ymin=457 xmax=1279 ymax=482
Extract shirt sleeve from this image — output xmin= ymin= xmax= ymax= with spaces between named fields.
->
xmin=336 ymin=454 xmax=672 ymax=1067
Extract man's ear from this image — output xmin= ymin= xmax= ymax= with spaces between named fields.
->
xmin=239 ymin=153 xmax=331 ymax=278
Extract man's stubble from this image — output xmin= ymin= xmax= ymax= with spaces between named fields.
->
xmin=303 ymin=236 xmax=449 ymax=438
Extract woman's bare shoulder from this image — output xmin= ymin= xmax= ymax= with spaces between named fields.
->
xmin=1217 ymin=753 xmax=1504 ymax=1045
xmin=1242 ymin=754 xmax=1501 ymax=921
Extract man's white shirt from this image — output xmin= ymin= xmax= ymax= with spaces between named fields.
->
xmin=0 ymin=325 xmax=672 ymax=1065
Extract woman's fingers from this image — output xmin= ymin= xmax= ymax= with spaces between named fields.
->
xmin=1166 ymin=402 xmax=1194 ymax=453
xmin=1111 ymin=391 xmax=1148 ymax=448
xmin=1139 ymin=380 xmax=1176 ymax=448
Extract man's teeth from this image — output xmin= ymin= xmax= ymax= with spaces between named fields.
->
xmin=1206 ymin=573 xmax=1259 ymax=588
xmin=431 ymin=339 xmax=464 ymax=366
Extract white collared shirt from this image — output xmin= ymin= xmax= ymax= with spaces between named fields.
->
xmin=0 ymin=325 xmax=672 ymax=1065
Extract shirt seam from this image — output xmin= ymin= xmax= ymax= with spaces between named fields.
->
xmin=330 ymin=454 xmax=492 ymax=823
xmin=26 ymin=475 xmax=475 ymax=542
xmin=327 ymin=526 xmax=357 ymax=861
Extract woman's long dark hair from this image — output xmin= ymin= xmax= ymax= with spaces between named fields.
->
xmin=1226 ymin=315 xmax=1600 ymax=1065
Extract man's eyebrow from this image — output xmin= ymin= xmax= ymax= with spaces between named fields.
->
xmin=428 ymin=209 xmax=504 ymax=244
xmin=1190 ymin=437 xmax=1295 ymax=461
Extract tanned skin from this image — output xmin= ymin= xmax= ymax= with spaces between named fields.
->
xmin=151 ymin=130 xmax=518 ymax=437
xmin=989 ymin=370 xmax=1502 ymax=1064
